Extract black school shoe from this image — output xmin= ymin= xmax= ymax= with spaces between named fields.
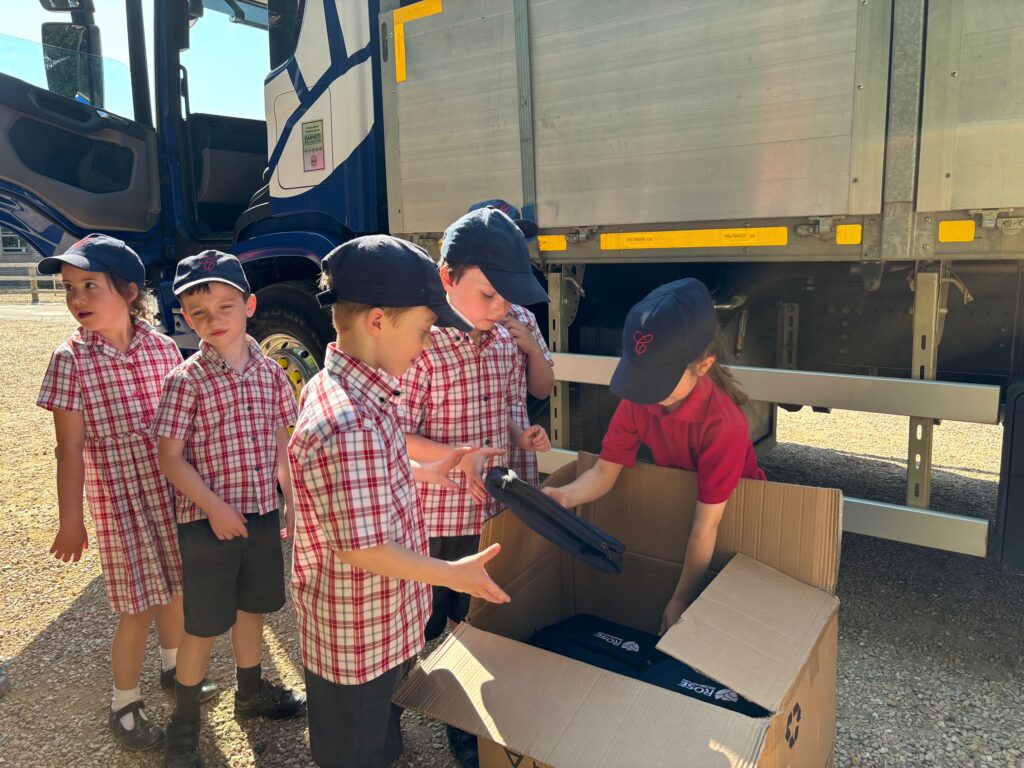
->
xmin=159 ymin=668 xmax=219 ymax=702
xmin=233 ymin=678 xmax=306 ymax=719
xmin=164 ymin=714 xmax=202 ymax=768
xmin=109 ymin=699 xmax=164 ymax=751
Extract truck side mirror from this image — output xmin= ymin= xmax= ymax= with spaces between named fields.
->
xmin=41 ymin=21 xmax=104 ymax=109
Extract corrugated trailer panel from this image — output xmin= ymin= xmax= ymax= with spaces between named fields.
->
xmin=383 ymin=0 xmax=889 ymax=234
xmin=918 ymin=0 xmax=1024 ymax=212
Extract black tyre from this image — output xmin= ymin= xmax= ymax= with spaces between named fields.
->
xmin=248 ymin=280 xmax=333 ymax=398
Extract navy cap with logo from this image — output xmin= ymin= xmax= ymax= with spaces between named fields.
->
xmin=441 ymin=207 xmax=549 ymax=306
xmin=317 ymin=235 xmax=473 ymax=332
xmin=37 ymin=233 xmax=146 ymax=286
xmin=467 ymin=199 xmax=539 ymax=239
xmin=609 ymin=278 xmax=718 ymax=405
xmin=172 ymin=250 xmax=250 ymax=296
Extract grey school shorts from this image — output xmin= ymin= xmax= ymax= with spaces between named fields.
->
xmin=177 ymin=510 xmax=286 ymax=637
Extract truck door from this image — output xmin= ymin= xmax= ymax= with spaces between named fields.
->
xmin=0 ymin=1 xmax=159 ymax=257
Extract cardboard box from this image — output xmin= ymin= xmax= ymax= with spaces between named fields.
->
xmin=394 ymin=453 xmax=842 ymax=767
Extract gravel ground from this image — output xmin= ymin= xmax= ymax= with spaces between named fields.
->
xmin=1 ymin=299 xmax=1022 ymax=768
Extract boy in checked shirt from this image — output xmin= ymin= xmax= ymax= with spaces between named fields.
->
xmin=287 ymin=236 xmax=510 ymax=768
xmin=152 ymin=252 xmax=305 ymax=768
xmin=400 ymin=207 xmax=551 ymax=642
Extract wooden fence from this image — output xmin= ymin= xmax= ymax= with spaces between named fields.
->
xmin=0 ymin=263 xmax=61 ymax=303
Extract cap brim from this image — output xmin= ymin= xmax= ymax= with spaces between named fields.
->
xmin=481 ymin=267 xmax=549 ymax=306
xmin=430 ymin=300 xmax=474 ymax=332
xmin=609 ymin=355 xmax=682 ymax=405
xmin=514 ymin=219 xmax=539 ymax=239
xmin=36 ymin=253 xmax=100 ymax=276
xmin=173 ymin=277 xmax=248 ymax=296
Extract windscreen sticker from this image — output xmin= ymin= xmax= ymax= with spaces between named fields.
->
xmin=302 ymin=119 xmax=325 ymax=172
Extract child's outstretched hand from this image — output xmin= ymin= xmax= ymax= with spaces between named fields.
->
xmin=414 ymin=446 xmax=474 ymax=491
xmin=516 ymin=424 xmax=550 ymax=453
xmin=457 ymin=446 xmax=507 ymax=503
xmin=448 ymin=543 xmax=511 ymax=604
xmin=500 ymin=316 xmax=540 ymax=356
xmin=50 ymin=522 xmax=88 ymax=563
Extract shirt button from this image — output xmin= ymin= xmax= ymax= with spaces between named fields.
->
xmin=252 ymin=437 xmax=258 ymax=443
xmin=484 ymin=439 xmax=492 ymax=446
xmin=483 ymin=396 xmax=489 ymax=402
xmin=255 ymin=465 xmax=261 ymax=472
xmin=247 ymin=406 xmax=252 ymax=412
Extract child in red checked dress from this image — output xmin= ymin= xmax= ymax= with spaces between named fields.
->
xmin=36 ymin=234 xmax=215 ymax=752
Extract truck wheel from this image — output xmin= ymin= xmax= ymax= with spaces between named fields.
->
xmin=248 ymin=281 xmax=332 ymax=398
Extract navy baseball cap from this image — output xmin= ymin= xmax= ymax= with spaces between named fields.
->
xmin=467 ymin=199 xmax=539 ymax=239
xmin=609 ymin=279 xmax=718 ymax=405
xmin=317 ymin=235 xmax=473 ymax=331
xmin=441 ymin=208 xmax=549 ymax=306
xmin=172 ymin=250 xmax=250 ymax=295
xmin=37 ymin=233 xmax=145 ymax=286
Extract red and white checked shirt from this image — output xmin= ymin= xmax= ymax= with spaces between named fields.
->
xmin=150 ymin=336 xmax=297 ymax=524
xmin=398 ymin=325 xmax=519 ymax=537
xmin=289 ymin=344 xmax=430 ymax=684
xmin=37 ymin=321 xmax=184 ymax=614
xmin=507 ymin=304 xmax=554 ymax=486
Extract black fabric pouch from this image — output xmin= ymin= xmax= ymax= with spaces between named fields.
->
xmin=484 ymin=467 xmax=625 ymax=574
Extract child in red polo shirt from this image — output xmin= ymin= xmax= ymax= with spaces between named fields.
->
xmin=288 ymin=236 xmax=510 ymax=768
xmin=545 ymin=279 xmax=765 ymax=635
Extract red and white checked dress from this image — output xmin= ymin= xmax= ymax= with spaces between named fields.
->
xmin=506 ymin=304 xmax=554 ymax=487
xmin=37 ymin=321 xmax=184 ymax=615
xmin=150 ymin=336 xmax=297 ymax=523
xmin=288 ymin=345 xmax=430 ymax=684
xmin=398 ymin=325 xmax=519 ymax=537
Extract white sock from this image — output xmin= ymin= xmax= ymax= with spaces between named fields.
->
xmin=111 ymin=686 xmax=146 ymax=730
xmin=160 ymin=646 xmax=178 ymax=672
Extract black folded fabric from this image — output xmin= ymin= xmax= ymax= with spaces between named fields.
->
xmin=527 ymin=627 xmax=638 ymax=677
xmin=640 ymin=654 xmax=770 ymax=718
xmin=526 ymin=613 xmax=771 ymax=718
xmin=538 ymin=613 xmax=660 ymax=674
xmin=484 ymin=467 xmax=625 ymax=574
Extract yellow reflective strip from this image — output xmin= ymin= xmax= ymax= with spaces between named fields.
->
xmin=393 ymin=0 xmax=442 ymax=84
xmin=836 ymin=224 xmax=862 ymax=245
xmin=600 ymin=227 xmax=788 ymax=250
xmin=938 ymin=219 xmax=976 ymax=243
xmin=538 ymin=235 xmax=567 ymax=252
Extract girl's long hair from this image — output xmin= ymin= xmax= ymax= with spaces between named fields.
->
xmin=701 ymin=334 xmax=749 ymax=407
xmin=108 ymin=273 xmax=152 ymax=322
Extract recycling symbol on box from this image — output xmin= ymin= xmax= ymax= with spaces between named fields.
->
xmin=785 ymin=702 xmax=802 ymax=748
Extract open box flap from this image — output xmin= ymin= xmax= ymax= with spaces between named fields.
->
xmin=657 ymin=554 xmax=839 ymax=712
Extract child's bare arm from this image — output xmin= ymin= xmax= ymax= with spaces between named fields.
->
xmin=336 ymin=541 xmax=510 ymax=604
xmin=659 ymin=499 xmax=729 ymax=635
xmin=542 ymin=458 xmax=623 ymax=508
xmin=276 ymin=425 xmax=295 ymax=539
xmin=501 ymin=316 xmax=555 ymax=399
xmin=158 ymin=436 xmax=248 ymax=540
xmin=525 ymin=353 xmax=555 ymax=400
xmin=51 ymin=409 xmax=87 ymax=562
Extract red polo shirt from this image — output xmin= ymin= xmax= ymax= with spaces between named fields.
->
xmin=599 ymin=376 xmax=766 ymax=504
